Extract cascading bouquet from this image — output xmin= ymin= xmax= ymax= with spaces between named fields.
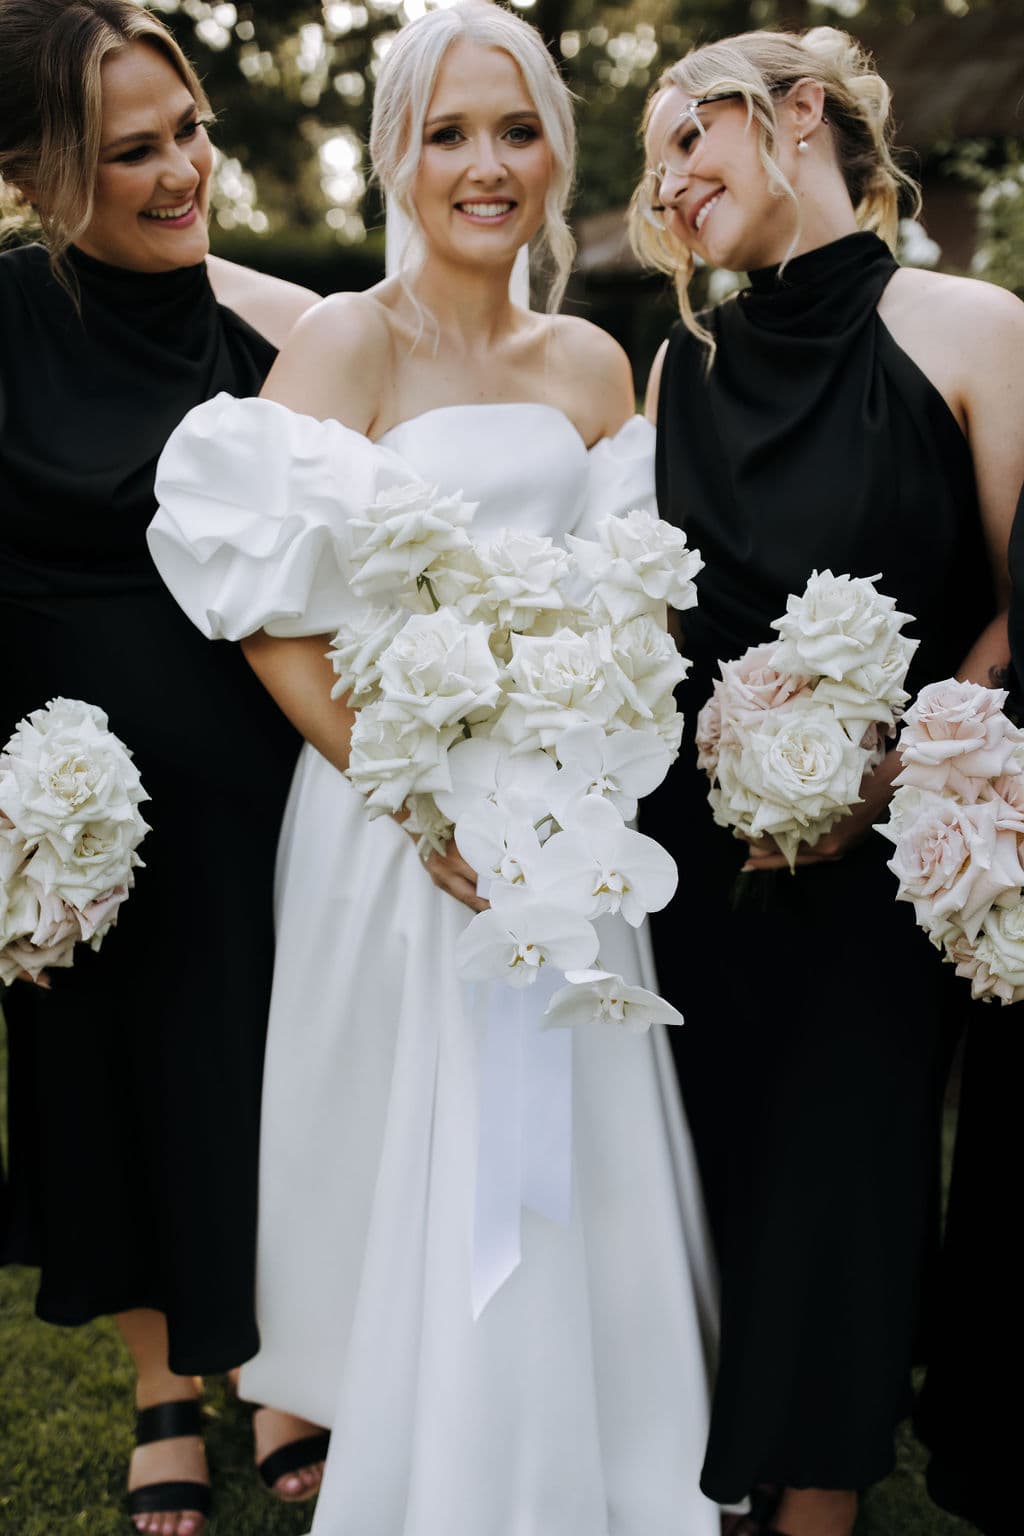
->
xmin=327 ymin=480 xmax=703 ymax=1029
xmin=0 ymin=698 xmax=149 ymax=987
xmin=879 ymin=679 xmax=1024 ymax=1004
xmin=696 ymin=570 xmax=918 ymax=869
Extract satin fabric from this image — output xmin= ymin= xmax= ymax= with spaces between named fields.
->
xmin=150 ymin=397 xmax=720 ymax=1536
xmin=645 ymin=232 xmax=990 ymax=1501
xmin=0 ymin=243 xmax=298 ymax=1373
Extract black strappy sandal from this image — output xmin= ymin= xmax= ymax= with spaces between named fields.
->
xmin=256 ymin=1424 xmax=331 ymax=1504
xmin=127 ymin=1400 xmax=211 ymax=1529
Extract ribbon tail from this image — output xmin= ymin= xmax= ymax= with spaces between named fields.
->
xmin=521 ymin=965 xmax=573 ymax=1226
xmin=470 ymin=979 xmax=523 ymax=1320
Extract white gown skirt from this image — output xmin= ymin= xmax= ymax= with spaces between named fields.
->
xmin=241 ymin=742 xmax=720 ymax=1536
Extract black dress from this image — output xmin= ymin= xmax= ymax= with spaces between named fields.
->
xmin=644 ymin=232 xmax=991 ymax=1501
xmin=914 ymin=483 xmax=1024 ymax=1536
xmin=0 ymin=244 xmax=299 ymax=1374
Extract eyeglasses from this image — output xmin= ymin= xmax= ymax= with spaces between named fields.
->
xmin=640 ymin=91 xmax=744 ymax=231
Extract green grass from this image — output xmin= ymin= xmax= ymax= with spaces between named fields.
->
xmin=0 ymin=1029 xmax=978 ymax=1535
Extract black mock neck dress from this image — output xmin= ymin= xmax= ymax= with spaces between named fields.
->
xmin=645 ymin=233 xmax=991 ymax=1501
xmin=0 ymin=244 xmax=299 ymax=1373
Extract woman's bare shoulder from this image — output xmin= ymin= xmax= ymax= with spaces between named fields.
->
xmin=205 ymin=254 xmax=320 ymax=348
xmin=540 ymin=313 xmax=635 ymax=439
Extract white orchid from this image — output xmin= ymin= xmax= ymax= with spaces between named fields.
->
xmin=551 ymin=724 xmax=671 ymax=822
xmin=455 ymin=885 xmax=599 ymax=988
xmin=533 ymin=794 xmax=678 ymax=927
xmin=543 ymin=969 xmax=685 ymax=1033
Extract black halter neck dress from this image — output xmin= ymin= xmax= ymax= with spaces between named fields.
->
xmin=0 ymin=244 xmax=299 ymax=1373
xmin=645 ymin=232 xmax=991 ymax=1501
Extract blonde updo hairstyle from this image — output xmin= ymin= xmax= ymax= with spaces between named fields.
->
xmin=630 ymin=27 xmax=920 ymax=347
xmin=370 ymin=0 xmax=576 ymax=315
xmin=0 ymin=0 xmax=209 ymax=273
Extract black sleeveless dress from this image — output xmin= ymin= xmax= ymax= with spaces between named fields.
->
xmin=914 ymin=482 xmax=1024 ymax=1536
xmin=644 ymin=232 xmax=991 ymax=1501
xmin=0 ymin=244 xmax=299 ymax=1374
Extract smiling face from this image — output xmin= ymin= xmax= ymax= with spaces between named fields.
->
xmin=412 ymin=39 xmax=553 ymax=272
xmin=76 ymin=40 xmax=212 ymax=273
xmin=645 ymin=83 xmax=800 ymax=272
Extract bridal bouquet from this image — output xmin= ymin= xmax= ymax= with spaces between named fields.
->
xmin=328 ymin=480 xmax=703 ymax=1030
xmin=0 ymin=698 xmax=149 ymax=987
xmin=696 ymin=570 xmax=918 ymax=869
xmin=879 ymin=679 xmax=1024 ymax=1004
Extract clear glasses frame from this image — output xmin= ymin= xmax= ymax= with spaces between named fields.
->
xmin=640 ymin=91 xmax=744 ymax=231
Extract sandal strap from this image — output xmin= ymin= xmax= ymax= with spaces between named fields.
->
xmin=136 ymin=1399 xmax=204 ymax=1445
xmin=257 ymin=1431 xmax=331 ymax=1491
xmin=127 ymin=1480 xmax=212 ymax=1517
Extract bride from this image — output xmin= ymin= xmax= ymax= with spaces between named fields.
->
xmin=149 ymin=4 xmax=718 ymax=1531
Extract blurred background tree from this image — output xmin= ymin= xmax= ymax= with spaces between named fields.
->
xmin=143 ymin=0 xmax=1024 ymax=364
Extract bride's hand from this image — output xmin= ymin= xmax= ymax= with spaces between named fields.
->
xmin=420 ymin=838 xmax=490 ymax=913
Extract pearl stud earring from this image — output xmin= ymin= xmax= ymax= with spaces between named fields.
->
xmin=797 ymin=137 xmax=809 ymax=153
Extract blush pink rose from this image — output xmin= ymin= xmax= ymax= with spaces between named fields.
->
xmin=695 ymin=692 xmax=723 ymax=776
xmin=886 ymin=793 xmax=1024 ymax=942
xmin=896 ymin=679 xmax=1024 ymax=802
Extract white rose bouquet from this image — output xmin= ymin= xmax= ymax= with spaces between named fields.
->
xmin=879 ymin=678 xmax=1024 ymax=1004
xmin=697 ymin=570 xmax=918 ymax=870
xmin=0 ymin=698 xmax=149 ymax=987
xmin=328 ymin=479 xmax=703 ymax=1030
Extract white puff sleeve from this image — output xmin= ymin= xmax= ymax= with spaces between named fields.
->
xmin=148 ymin=394 xmax=419 ymax=641
xmin=576 ymin=415 xmax=657 ymax=538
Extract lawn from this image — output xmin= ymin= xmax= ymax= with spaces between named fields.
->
xmin=0 ymin=1031 xmax=977 ymax=1536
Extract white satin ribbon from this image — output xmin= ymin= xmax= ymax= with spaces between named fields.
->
xmin=469 ymin=964 xmax=574 ymax=1320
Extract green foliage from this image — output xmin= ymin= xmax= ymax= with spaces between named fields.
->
xmin=936 ymin=139 xmax=1024 ymax=293
xmin=147 ymin=0 xmax=1012 ymax=240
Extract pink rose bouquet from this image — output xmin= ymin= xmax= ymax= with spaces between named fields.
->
xmin=699 ymin=571 xmax=918 ymax=870
xmin=879 ymin=679 xmax=1024 ymax=1004
xmin=0 ymin=698 xmax=149 ymax=987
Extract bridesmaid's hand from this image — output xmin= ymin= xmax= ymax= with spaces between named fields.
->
xmin=740 ymin=751 xmax=901 ymax=872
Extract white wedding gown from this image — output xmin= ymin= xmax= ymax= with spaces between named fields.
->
xmin=150 ymin=396 xmax=720 ymax=1536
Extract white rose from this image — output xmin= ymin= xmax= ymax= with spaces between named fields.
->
xmin=474 ymin=530 xmax=571 ymax=631
xmin=811 ymin=634 xmax=917 ymax=732
xmin=0 ymin=697 xmax=148 ymax=845
xmin=973 ymin=899 xmax=1024 ymax=999
xmin=598 ymin=615 xmax=688 ymax=731
xmin=348 ymin=481 xmax=476 ymax=602
xmin=345 ymin=707 xmax=459 ymax=814
xmin=376 ymin=610 xmax=503 ymax=731
xmin=568 ymin=510 xmax=703 ymax=624
xmin=714 ymin=699 xmax=865 ymax=867
xmin=327 ymin=606 xmax=406 ymax=705
xmin=495 ymin=628 xmax=621 ymax=753
xmin=402 ymin=794 xmax=454 ymax=860
xmin=26 ymin=818 xmax=142 ymax=907
xmin=0 ymin=821 xmax=36 ymax=948
xmin=771 ymin=570 xmax=914 ymax=684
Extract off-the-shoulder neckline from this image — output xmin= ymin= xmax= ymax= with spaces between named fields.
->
xmin=376 ymin=400 xmax=591 ymax=452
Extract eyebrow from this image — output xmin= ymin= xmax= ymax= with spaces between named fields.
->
xmin=102 ymin=102 xmax=197 ymax=153
xmin=424 ymin=108 xmax=541 ymax=128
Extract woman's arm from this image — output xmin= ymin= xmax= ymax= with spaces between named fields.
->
xmin=239 ymin=296 xmax=486 ymax=910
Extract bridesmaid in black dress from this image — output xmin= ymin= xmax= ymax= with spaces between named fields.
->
xmin=0 ymin=3 xmax=324 ymax=1529
xmin=631 ymin=26 xmax=1024 ymax=1536
xmin=914 ymin=481 xmax=1024 ymax=1536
